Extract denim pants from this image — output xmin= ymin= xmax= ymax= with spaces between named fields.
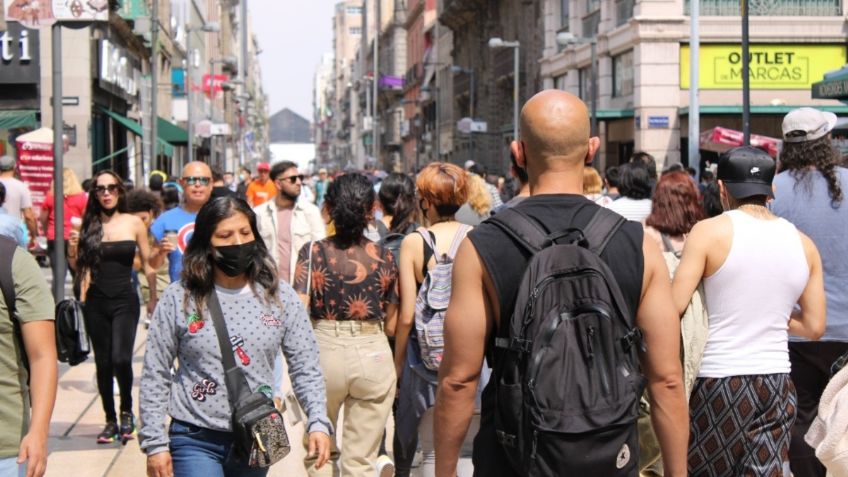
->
xmin=0 ymin=457 xmax=24 ymax=477
xmin=168 ymin=419 xmax=268 ymax=477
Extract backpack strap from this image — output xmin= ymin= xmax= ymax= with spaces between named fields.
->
xmin=660 ymin=233 xmax=675 ymax=253
xmin=418 ymin=227 xmax=439 ymax=264
xmin=446 ymin=224 xmax=471 ymax=260
xmin=582 ymin=207 xmax=627 ymax=256
xmin=486 ymin=207 xmax=548 ymax=253
xmin=0 ymin=236 xmax=15 ymax=318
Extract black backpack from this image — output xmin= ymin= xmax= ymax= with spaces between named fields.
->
xmin=487 ymin=206 xmax=646 ymax=476
xmin=376 ymin=220 xmax=409 ymax=259
xmin=55 ymin=298 xmax=90 ymax=366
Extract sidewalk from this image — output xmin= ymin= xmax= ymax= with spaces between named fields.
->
xmin=44 ymin=324 xmax=311 ymax=477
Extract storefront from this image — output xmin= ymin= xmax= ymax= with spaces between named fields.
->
xmin=0 ymin=22 xmax=40 ymax=157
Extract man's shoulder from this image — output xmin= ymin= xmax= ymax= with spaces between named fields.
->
xmin=254 ymin=200 xmax=275 ymax=215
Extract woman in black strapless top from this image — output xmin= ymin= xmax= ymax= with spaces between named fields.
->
xmin=69 ymin=170 xmax=156 ymax=445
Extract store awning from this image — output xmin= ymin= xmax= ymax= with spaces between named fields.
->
xmin=699 ymin=126 xmax=781 ymax=158
xmin=0 ymin=110 xmax=38 ymax=130
xmin=101 ymin=109 xmax=188 ymax=155
xmin=812 ymin=66 xmax=848 ymax=101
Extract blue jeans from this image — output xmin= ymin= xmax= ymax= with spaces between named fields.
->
xmin=168 ymin=419 xmax=268 ymax=477
xmin=0 ymin=457 xmax=24 ymax=477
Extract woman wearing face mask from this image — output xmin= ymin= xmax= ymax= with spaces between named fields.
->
xmin=139 ymin=196 xmax=331 ymax=477
xmin=68 ymin=170 xmax=157 ymax=444
xmin=293 ymin=173 xmax=399 ymax=477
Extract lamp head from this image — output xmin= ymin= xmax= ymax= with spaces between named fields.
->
xmin=556 ymin=31 xmax=577 ymax=46
xmin=202 ymin=22 xmax=220 ymax=33
xmin=488 ymin=37 xmax=505 ymax=48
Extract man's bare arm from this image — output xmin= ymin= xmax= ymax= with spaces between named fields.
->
xmin=19 ymin=320 xmax=58 ymax=477
xmin=434 ymin=239 xmax=492 ymax=477
xmin=789 ymin=233 xmax=826 ymax=340
xmin=638 ymin=237 xmax=689 ymax=477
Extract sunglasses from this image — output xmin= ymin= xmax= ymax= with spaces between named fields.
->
xmin=277 ymin=174 xmax=305 ymax=184
xmin=94 ymin=184 xmax=119 ymax=195
xmin=183 ymin=176 xmax=212 ymax=186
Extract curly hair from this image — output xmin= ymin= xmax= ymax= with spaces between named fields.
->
xmin=125 ymin=189 xmax=163 ymax=216
xmin=325 ymin=173 xmax=375 ymax=249
xmin=779 ymin=135 xmax=843 ymax=207
xmin=466 ymin=174 xmax=492 ymax=217
xmin=646 ymin=171 xmax=704 ymax=235
xmin=181 ymin=196 xmax=279 ymax=318
xmin=378 ymin=172 xmax=417 ymax=233
xmin=76 ymin=170 xmax=127 ymax=289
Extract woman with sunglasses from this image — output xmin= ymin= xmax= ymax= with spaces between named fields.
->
xmin=140 ymin=196 xmax=330 ymax=477
xmin=68 ymin=170 xmax=157 ymax=444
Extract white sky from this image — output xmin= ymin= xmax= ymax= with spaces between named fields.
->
xmin=252 ymin=0 xmax=336 ymax=121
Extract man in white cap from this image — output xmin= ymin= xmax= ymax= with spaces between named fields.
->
xmin=771 ymin=107 xmax=847 ymax=477
xmin=0 ymin=156 xmax=37 ymax=248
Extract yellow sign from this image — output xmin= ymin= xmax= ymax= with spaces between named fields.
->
xmin=680 ymin=44 xmax=847 ymax=90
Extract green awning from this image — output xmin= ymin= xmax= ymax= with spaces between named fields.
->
xmin=118 ymin=0 xmax=149 ymax=21
xmin=157 ymin=117 xmax=188 ymax=145
xmin=0 ymin=110 xmax=38 ymax=130
xmin=101 ymin=109 xmax=186 ymax=155
xmin=679 ymin=105 xmax=848 ymax=115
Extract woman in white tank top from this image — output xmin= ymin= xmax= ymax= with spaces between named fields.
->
xmin=670 ymin=146 xmax=826 ymax=477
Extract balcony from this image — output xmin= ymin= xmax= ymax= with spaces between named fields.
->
xmin=684 ymin=0 xmax=842 ymax=15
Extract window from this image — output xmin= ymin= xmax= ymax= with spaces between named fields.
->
xmin=578 ymin=67 xmax=593 ymax=101
xmin=560 ymin=0 xmax=570 ymax=31
xmin=346 ymin=6 xmax=363 ymax=15
xmin=349 ymin=27 xmax=362 ymax=35
xmin=555 ymin=75 xmax=567 ymax=90
xmin=616 ymin=0 xmax=634 ymax=26
xmin=586 ymin=0 xmax=600 ymax=13
xmin=613 ymin=50 xmax=634 ymax=97
xmin=684 ymin=0 xmax=841 ymax=15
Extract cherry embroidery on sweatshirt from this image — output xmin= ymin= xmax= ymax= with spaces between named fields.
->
xmin=187 ymin=313 xmax=204 ymax=334
xmin=260 ymin=313 xmax=282 ymax=328
xmin=191 ymin=378 xmax=218 ymax=401
xmin=230 ymin=335 xmax=251 ymax=365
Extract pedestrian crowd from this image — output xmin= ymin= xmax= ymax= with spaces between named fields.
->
xmin=0 ymin=91 xmax=846 ymax=477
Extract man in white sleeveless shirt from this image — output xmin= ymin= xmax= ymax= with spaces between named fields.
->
xmin=671 ymin=146 xmax=826 ymax=477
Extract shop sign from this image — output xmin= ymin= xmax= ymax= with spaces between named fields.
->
xmin=812 ymin=77 xmax=848 ymax=100
xmin=5 ymin=0 xmax=109 ymax=28
xmin=648 ymin=116 xmax=669 ymax=129
xmin=99 ymin=40 xmax=139 ymax=97
xmin=14 ymin=128 xmax=53 ymax=210
xmin=680 ymin=44 xmax=847 ymax=90
xmin=202 ymin=74 xmax=228 ymax=98
xmin=0 ymin=22 xmax=39 ymax=84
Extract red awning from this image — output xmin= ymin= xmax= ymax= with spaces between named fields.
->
xmin=699 ymin=126 xmax=781 ymax=158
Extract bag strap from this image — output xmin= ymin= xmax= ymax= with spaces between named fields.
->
xmin=582 ymin=207 xmax=627 ymax=256
xmin=486 ymin=208 xmax=547 ymax=254
xmin=660 ymin=233 xmax=675 ymax=253
xmin=306 ymin=241 xmax=315 ymax=297
xmin=0 ymin=236 xmax=15 ymax=318
xmin=417 ymin=227 xmax=441 ymax=264
xmin=446 ymin=225 xmax=471 ymax=260
xmin=207 ymin=291 xmax=252 ymax=406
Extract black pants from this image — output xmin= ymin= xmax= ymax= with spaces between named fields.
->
xmin=789 ymin=341 xmax=848 ymax=477
xmin=84 ymin=289 xmax=140 ymax=422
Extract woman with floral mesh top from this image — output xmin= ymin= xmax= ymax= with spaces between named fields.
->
xmin=293 ymin=173 xmax=400 ymax=477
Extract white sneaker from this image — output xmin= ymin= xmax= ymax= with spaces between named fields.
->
xmin=375 ymin=455 xmax=395 ymax=477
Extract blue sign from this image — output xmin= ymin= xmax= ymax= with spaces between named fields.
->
xmin=172 ymin=68 xmax=186 ymax=97
xmin=648 ymin=116 xmax=669 ymax=129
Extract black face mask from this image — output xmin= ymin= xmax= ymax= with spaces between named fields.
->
xmin=212 ymin=241 xmax=258 ymax=277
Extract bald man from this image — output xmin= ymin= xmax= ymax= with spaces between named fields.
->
xmin=150 ymin=162 xmax=214 ymax=282
xmin=433 ymin=91 xmax=688 ymax=477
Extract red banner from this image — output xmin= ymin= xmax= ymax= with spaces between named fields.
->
xmin=203 ymin=74 xmax=228 ymax=98
xmin=15 ymin=138 xmax=53 ymax=212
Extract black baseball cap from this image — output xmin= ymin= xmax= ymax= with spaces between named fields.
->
xmin=717 ymin=146 xmax=776 ymax=199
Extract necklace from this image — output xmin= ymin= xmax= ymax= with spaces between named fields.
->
xmin=737 ymin=204 xmax=773 ymax=219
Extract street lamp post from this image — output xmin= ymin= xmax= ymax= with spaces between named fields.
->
xmin=186 ymin=21 xmax=220 ymax=165
xmin=488 ymin=38 xmax=520 ymax=149
xmin=451 ymin=65 xmax=476 ymax=164
xmin=208 ymin=56 xmax=237 ymax=170
xmin=556 ymin=32 xmax=598 ymax=161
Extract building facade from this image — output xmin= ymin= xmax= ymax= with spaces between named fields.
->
xmin=539 ymin=0 xmax=848 ymax=171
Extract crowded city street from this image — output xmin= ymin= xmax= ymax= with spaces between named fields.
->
xmin=1 ymin=0 xmax=848 ymax=477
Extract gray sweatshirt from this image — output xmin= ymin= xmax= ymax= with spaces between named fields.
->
xmin=139 ymin=281 xmax=330 ymax=456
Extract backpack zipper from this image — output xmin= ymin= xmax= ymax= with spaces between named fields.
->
xmin=588 ymin=325 xmax=612 ymax=396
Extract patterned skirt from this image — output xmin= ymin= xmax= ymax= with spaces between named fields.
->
xmin=688 ymin=374 xmax=796 ymax=477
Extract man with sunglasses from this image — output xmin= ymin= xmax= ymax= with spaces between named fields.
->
xmin=150 ymin=162 xmax=213 ymax=284
xmin=254 ymin=160 xmax=325 ymax=411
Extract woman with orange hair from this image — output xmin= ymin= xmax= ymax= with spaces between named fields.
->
xmin=394 ymin=162 xmax=474 ymax=476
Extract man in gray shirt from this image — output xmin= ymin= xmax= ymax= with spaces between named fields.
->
xmin=0 ymin=156 xmax=37 ymax=248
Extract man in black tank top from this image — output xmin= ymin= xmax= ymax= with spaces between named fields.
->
xmin=433 ymin=90 xmax=689 ymax=477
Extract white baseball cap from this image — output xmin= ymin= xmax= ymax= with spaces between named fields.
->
xmin=782 ymin=107 xmax=838 ymax=143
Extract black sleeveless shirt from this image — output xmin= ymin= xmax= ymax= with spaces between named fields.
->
xmin=466 ymin=194 xmax=645 ymax=477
